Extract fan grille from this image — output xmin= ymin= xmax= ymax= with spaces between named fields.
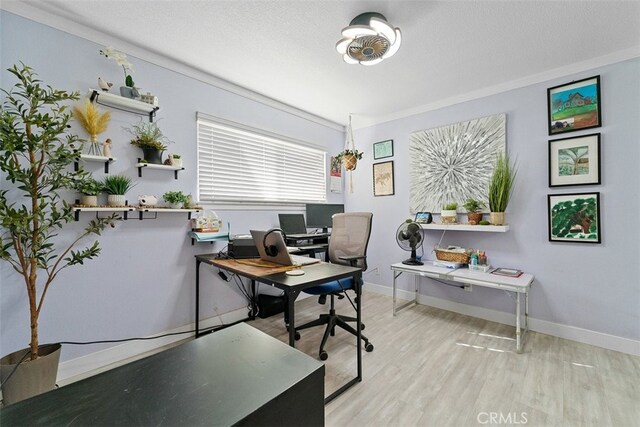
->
xmin=347 ymin=35 xmax=389 ymax=61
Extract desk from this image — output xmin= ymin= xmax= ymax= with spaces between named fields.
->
xmin=195 ymin=255 xmax=363 ymax=403
xmin=0 ymin=323 xmax=324 ymax=426
xmin=391 ymin=262 xmax=534 ymax=352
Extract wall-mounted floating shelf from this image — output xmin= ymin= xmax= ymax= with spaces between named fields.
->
xmin=74 ymin=154 xmax=116 ymax=174
xmin=89 ymin=89 xmax=159 ymax=122
xmin=136 ymin=160 xmax=184 ymax=179
xmin=419 ymin=223 xmax=510 ymax=233
xmin=72 ymin=206 xmax=134 ymax=221
xmin=189 ymin=231 xmax=229 ymax=246
xmin=137 ymin=207 xmax=202 ymax=220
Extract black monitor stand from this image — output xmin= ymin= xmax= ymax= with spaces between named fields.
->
xmin=321 ymin=227 xmax=329 ymax=234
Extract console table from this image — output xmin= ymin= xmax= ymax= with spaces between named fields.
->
xmin=0 ymin=323 xmax=324 ymax=426
xmin=391 ymin=262 xmax=534 ymax=352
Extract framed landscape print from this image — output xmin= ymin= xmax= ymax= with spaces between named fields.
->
xmin=373 ymin=139 xmax=394 ymax=160
xmin=549 ymin=133 xmax=601 ymax=187
xmin=373 ymin=161 xmax=394 ymax=196
xmin=548 ymin=192 xmax=600 ymax=243
xmin=547 ymin=75 xmax=601 ymax=135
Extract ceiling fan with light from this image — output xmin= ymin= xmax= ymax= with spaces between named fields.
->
xmin=336 ymin=12 xmax=402 ymax=66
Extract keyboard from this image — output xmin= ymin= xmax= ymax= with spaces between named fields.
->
xmin=290 ymin=254 xmax=322 ymax=266
xmin=287 ymin=233 xmax=330 ymax=239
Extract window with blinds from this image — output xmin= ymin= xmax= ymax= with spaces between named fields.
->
xmin=197 ymin=113 xmax=327 ymax=203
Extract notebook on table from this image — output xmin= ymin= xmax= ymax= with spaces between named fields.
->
xmin=250 ymin=230 xmax=321 ymax=266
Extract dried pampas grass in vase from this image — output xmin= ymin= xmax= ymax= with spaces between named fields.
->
xmin=73 ymin=99 xmax=111 ymax=156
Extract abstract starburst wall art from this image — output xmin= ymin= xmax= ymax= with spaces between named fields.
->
xmin=409 ymin=114 xmax=506 ymax=213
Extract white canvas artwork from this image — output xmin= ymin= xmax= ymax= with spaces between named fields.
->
xmin=409 ymin=114 xmax=506 ymax=213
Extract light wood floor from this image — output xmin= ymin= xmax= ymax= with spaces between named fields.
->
xmin=250 ymin=291 xmax=640 ymax=427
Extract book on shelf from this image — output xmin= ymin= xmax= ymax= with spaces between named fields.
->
xmin=491 ymin=268 xmax=523 ymax=277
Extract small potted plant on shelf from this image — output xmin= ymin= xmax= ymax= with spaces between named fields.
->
xmin=168 ymin=153 xmax=182 ymax=168
xmin=335 ymin=149 xmax=364 ymax=171
xmin=463 ymin=198 xmax=485 ymax=225
xmin=74 ymin=178 xmax=103 ymax=207
xmin=103 ymin=175 xmax=135 ymax=207
xmin=125 ymin=120 xmax=172 ymax=165
xmin=99 ymin=47 xmax=139 ymax=99
xmin=162 ymin=191 xmax=188 ymax=209
xmin=488 ymin=152 xmax=518 ymax=225
xmin=441 ymin=202 xmax=458 ymax=224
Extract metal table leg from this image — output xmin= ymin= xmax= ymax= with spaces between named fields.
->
xmin=393 ymin=270 xmax=419 ymax=316
xmin=516 ymin=291 xmax=522 ymax=353
xmin=195 ymin=259 xmax=201 ymax=338
xmin=286 ymin=290 xmax=300 ymax=347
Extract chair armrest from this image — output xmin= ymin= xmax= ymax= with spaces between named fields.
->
xmin=338 ymin=255 xmax=366 ymax=267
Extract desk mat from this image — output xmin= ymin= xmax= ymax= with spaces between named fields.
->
xmin=214 ymin=258 xmax=306 ymax=277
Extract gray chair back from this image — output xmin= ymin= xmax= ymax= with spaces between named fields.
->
xmin=328 ymin=212 xmax=373 ymax=271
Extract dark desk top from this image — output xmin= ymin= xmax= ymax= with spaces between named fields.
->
xmin=0 ymin=324 xmax=324 ymax=426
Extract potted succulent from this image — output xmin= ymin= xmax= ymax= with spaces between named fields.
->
xmin=168 ymin=153 xmax=182 ymax=168
xmin=441 ymin=202 xmax=458 ymax=224
xmin=103 ymin=175 xmax=135 ymax=207
xmin=335 ymin=149 xmax=364 ymax=171
xmin=74 ymin=178 xmax=103 ymax=207
xmin=162 ymin=191 xmax=188 ymax=209
xmin=463 ymin=198 xmax=485 ymax=225
xmin=126 ymin=120 xmax=172 ymax=164
xmin=0 ymin=64 xmax=118 ymax=405
xmin=488 ymin=152 xmax=518 ymax=225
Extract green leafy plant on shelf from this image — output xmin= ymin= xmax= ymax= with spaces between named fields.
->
xmin=0 ymin=63 xmax=118 ymax=360
xmin=443 ymin=202 xmax=458 ymax=210
xmin=74 ymin=178 xmax=103 ymax=196
xmin=125 ymin=120 xmax=172 ymax=151
xmin=162 ymin=191 xmax=188 ymax=205
xmin=463 ymin=199 xmax=484 ymax=213
xmin=488 ymin=153 xmax=518 ymax=213
xmin=103 ymin=175 xmax=135 ymax=195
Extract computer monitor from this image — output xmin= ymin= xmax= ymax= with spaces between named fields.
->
xmin=305 ymin=203 xmax=344 ymax=233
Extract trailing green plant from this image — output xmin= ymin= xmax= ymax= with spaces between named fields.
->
xmin=463 ymin=198 xmax=485 ymax=213
xmin=125 ymin=120 xmax=172 ymax=151
xmin=335 ymin=149 xmax=364 ymax=163
xmin=103 ymin=175 xmax=135 ymax=195
xmin=0 ymin=64 xmax=118 ymax=360
xmin=443 ymin=202 xmax=458 ymax=211
xmin=488 ymin=152 xmax=518 ymax=212
xmin=73 ymin=178 xmax=103 ymax=196
xmin=162 ymin=191 xmax=188 ymax=204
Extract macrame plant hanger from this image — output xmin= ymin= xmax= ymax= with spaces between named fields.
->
xmin=345 ymin=113 xmax=356 ymax=193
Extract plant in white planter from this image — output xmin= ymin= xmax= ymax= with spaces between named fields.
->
xmin=441 ymin=202 xmax=458 ymax=224
xmin=73 ymin=178 xmax=103 ymax=207
xmin=0 ymin=64 xmax=119 ymax=405
xmin=162 ymin=191 xmax=188 ymax=209
xmin=103 ymin=175 xmax=135 ymax=207
xmin=488 ymin=153 xmax=517 ymax=225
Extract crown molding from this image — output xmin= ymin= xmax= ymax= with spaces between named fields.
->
xmin=0 ymin=1 xmax=345 ymax=132
xmin=354 ymin=46 xmax=640 ymax=130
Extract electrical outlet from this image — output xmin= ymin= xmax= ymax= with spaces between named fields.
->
xmin=372 ymin=266 xmax=380 ymax=275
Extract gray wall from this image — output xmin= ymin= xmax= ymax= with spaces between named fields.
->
xmin=0 ymin=12 xmax=344 ymax=361
xmin=346 ymin=58 xmax=640 ymax=340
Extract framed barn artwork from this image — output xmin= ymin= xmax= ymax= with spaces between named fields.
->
xmin=547 ymin=76 xmax=601 ymax=135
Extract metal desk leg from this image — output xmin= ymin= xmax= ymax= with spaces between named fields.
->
xmin=516 ymin=291 xmax=522 ymax=353
xmin=393 ymin=270 xmax=418 ymax=315
xmin=195 ymin=259 xmax=201 ymax=338
xmin=393 ymin=271 xmax=398 ymax=315
xmin=525 ymin=290 xmax=529 ymax=331
xmin=356 ymin=271 xmax=362 ymax=381
xmin=286 ymin=290 xmax=300 ymax=347
xmin=249 ymin=280 xmax=257 ymax=320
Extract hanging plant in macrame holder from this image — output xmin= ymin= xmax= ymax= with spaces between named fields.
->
xmin=336 ymin=115 xmax=364 ymax=192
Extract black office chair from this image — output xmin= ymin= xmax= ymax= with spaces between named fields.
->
xmin=294 ymin=212 xmax=374 ymax=360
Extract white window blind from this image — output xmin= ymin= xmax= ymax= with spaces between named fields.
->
xmin=197 ymin=113 xmax=327 ymax=203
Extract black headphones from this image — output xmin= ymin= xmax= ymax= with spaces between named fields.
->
xmin=263 ymin=228 xmax=287 ymax=257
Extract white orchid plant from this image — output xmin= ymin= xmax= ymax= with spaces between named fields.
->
xmin=99 ymin=47 xmax=135 ymax=88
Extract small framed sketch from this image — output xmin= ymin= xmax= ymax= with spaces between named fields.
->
xmin=373 ymin=161 xmax=394 ymax=196
xmin=373 ymin=139 xmax=394 ymax=160
xmin=549 ymin=133 xmax=601 ymax=187
xmin=548 ymin=192 xmax=600 ymax=243
xmin=547 ymin=75 xmax=601 ymax=135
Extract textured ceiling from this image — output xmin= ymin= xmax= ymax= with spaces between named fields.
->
xmin=9 ymin=0 xmax=640 ymax=127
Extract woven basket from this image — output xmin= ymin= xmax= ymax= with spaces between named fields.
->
xmin=342 ymin=154 xmax=358 ymax=171
xmin=435 ymin=248 xmax=471 ymax=263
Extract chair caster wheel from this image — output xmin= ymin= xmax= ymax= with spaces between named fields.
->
xmin=365 ymin=343 xmax=374 ymax=352
xmin=294 ymin=332 xmax=301 ymax=341
xmin=319 ymin=351 xmax=328 ymax=361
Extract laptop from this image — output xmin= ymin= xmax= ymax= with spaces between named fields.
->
xmin=250 ymin=230 xmax=321 ymax=266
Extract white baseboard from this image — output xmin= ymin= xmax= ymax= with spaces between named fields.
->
xmin=57 ymin=307 xmax=249 ymax=384
xmin=365 ymin=282 xmax=640 ymax=356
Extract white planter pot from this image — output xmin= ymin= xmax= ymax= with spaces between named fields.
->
xmin=170 ymin=158 xmax=183 ymax=168
xmin=169 ymin=202 xmax=184 ymax=209
xmin=107 ymin=195 xmax=126 ymax=207
xmin=80 ymin=195 xmax=97 ymax=207
xmin=441 ymin=209 xmax=458 ymax=224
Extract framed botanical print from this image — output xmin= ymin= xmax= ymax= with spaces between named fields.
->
xmin=549 ymin=133 xmax=601 ymax=187
xmin=547 ymin=75 xmax=601 ymax=135
xmin=548 ymin=192 xmax=601 ymax=243
xmin=373 ymin=139 xmax=394 ymax=160
xmin=373 ymin=161 xmax=394 ymax=196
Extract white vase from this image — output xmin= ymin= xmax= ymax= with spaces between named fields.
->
xmin=107 ymin=195 xmax=126 ymax=207
xmin=80 ymin=195 xmax=97 ymax=207
xmin=440 ymin=209 xmax=458 ymax=224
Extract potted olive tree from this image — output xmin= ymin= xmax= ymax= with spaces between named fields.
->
xmin=126 ymin=120 xmax=172 ymax=164
xmin=0 ymin=64 xmax=118 ymax=405
xmin=488 ymin=153 xmax=518 ymax=225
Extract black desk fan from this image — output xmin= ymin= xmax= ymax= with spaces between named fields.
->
xmin=396 ymin=219 xmax=424 ymax=265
